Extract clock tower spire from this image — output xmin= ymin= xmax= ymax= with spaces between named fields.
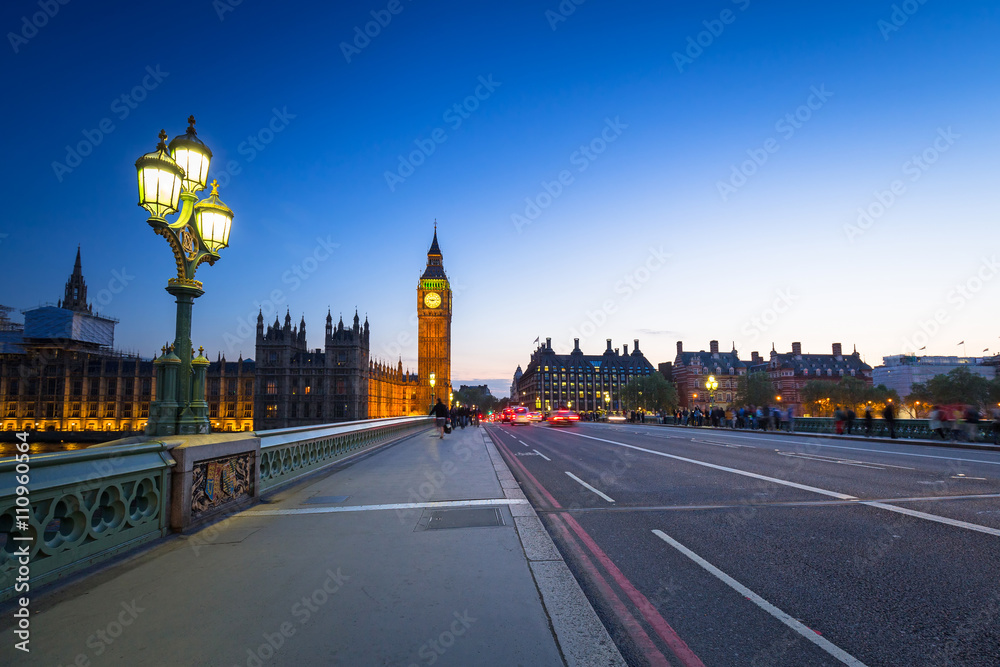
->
xmin=418 ymin=224 xmax=452 ymax=410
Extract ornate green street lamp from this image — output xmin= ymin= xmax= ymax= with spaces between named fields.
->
xmin=136 ymin=116 xmax=234 ymax=436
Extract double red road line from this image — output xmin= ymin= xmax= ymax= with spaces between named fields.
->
xmin=490 ymin=428 xmax=704 ymax=667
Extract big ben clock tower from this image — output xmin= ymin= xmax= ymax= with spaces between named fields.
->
xmin=418 ymin=225 xmax=452 ymax=409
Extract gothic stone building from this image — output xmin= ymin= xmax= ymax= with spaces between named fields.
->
xmin=0 ymin=250 xmax=254 ymax=434
xmin=253 ymin=309 xmax=418 ymax=428
xmin=253 ymin=228 xmax=451 ymax=428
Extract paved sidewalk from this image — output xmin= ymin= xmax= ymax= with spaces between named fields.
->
xmin=5 ymin=425 xmax=623 ymax=666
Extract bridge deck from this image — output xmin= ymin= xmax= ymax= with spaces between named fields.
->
xmin=7 ymin=426 xmax=579 ymax=666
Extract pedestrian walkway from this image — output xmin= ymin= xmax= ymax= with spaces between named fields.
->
xmin=7 ymin=424 xmax=623 ymax=666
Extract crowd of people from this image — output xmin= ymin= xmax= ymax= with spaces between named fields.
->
xmin=429 ymin=400 xmax=480 ymax=438
xmin=670 ymin=405 xmax=798 ymax=431
xmin=666 ymin=402 xmax=1000 ymax=442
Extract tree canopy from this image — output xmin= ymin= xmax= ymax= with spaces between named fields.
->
xmin=733 ymin=371 xmax=776 ymax=408
xmin=906 ymin=366 xmax=1000 ymax=411
xmin=799 ymin=377 xmax=899 ymax=416
xmin=621 ymin=373 xmax=679 ymax=413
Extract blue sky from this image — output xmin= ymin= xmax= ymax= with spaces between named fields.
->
xmin=3 ymin=0 xmax=999 ymax=396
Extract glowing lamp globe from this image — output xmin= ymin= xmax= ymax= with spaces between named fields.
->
xmin=136 ymin=130 xmax=184 ymax=218
xmin=168 ymin=116 xmax=212 ymax=192
xmin=194 ymin=180 xmax=234 ymax=253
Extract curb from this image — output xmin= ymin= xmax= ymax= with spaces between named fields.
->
xmin=480 ymin=430 xmax=627 ymax=667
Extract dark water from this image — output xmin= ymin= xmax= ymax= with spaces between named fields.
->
xmin=0 ymin=441 xmax=98 ymax=459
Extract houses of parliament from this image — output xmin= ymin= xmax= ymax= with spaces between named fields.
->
xmin=0 ymin=230 xmax=453 ymax=434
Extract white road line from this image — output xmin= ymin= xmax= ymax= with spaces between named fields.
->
xmin=862 ymin=503 xmax=1000 ymax=537
xmin=565 ymin=471 xmax=615 ymax=503
xmin=776 ymin=452 xmax=884 ymax=470
xmin=651 ymin=530 xmax=869 ymax=667
xmin=239 ymin=498 xmax=528 ymax=516
xmin=518 ymin=440 xmax=530 ymax=448
xmin=562 ymin=430 xmax=1000 ymax=537
xmin=533 ymin=449 xmax=551 ymax=461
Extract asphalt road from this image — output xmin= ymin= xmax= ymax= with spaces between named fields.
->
xmin=485 ymin=422 xmax=1000 ymax=667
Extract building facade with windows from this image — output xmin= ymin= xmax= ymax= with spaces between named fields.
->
xmin=752 ymin=342 xmax=873 ymax=415
xmin=0 ymin=250 xmax=255 ymax=434
xmin=253 ymin=228 xmax=448 ymax=429
xmin=513 ymin=337 xmax=656 ymax=413
xmin=872 ymin=355 xmax=995 ymax=398
xmin=673 ymin=340 xmax=746 ymax=410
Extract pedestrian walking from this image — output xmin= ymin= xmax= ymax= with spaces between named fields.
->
xmin=834 ymin=406 xmax=845 ymax=435
xmin=883 ymin=402 xmax=896 ymax=439
xmin=430 ymin=399 xmax=448 ymax=438
xmin=929 ymin=405 xmax=946 ymax=439
xmin=864 ymin=407 xmax=873 ymax=436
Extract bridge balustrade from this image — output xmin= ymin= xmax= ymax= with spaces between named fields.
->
xmin=0 ymin=416 xmax=431 ymax=602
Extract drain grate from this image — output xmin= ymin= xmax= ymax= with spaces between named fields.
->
xmin=424 ymin=507 xmax=504 ymax=530
xmin=303 ymin=495 xmax=349 ymax=504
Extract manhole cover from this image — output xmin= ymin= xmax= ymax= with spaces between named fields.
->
xmin=303 ymin=495 xmax=349 ymax=504
xmin=424 ymin=507 xmax=504 ymax=530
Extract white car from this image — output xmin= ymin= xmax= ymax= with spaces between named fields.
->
xmin=512 ymin=406 xmax=531 ymax=425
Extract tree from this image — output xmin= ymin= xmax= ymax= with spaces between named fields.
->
xmin=734 ymin=371 xmax=775 ymax=409
xmin=904 ymin=367 xmax=991 ymax=409
xmin=622 ymin=374 xmax=679 ymax=413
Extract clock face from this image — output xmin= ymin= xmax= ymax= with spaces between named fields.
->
xmin=424 ymin=292 xmax=442 ymax=309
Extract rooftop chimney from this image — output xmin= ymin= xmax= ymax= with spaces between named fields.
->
xmin=832 ymin=342 xmax=842 ymax=357
xmin=677 ymin=341 xmax=683 ymax=356
xmin=710 ymin=340 xmax=719 ymax=354
xmin=623 ymin=344 xmax=629 ymax=356
xmin=752 ymin=351 xmax=761 ymax=364
xmin=607 ymin=339 xmax=613 ymax=353
xmin=634 ymin=339 xmax=640 ymax=353
xmin=573 ymin=338 xmax=580 ymax=351
xmin=546 ymin=337 xmax=552 ymax=350
xmin=792 ymin=342 xmax=802 ymax=356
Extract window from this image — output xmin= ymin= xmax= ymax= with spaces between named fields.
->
xmin=244 ymin=380 xmax=253 ymax=396
xmin=243 ymin=404 xmax=253 ymax=418
xmin=227 ymin=379 xmax=237 ymax=396
xmin=72 ymin=380 xmax=83 ymax=396
xmin=226 ymin=403 xmax=236 ymax=418
xmin=88 ymin=379 xmax=99 ymax=396
xmin=140 ymin=403 xmax=149 ymax=418
xmin=123 ymin=404 xmax=132 ymax=418
xmin=88 ymin=403 xmax=98 ymax=417
xmin=266 ymin=404 xmax=277 ymax=418
xmin=266 ymin=381 xmax=277 ymax=395
xmin=210 ymin=403 xmax=219 ymax=418
xmin=104 ymin=403 xmax=115 ymax=418
xmin=209 ymin=379 xmax=220 ymax=396
xmin=70 ymin=403 xmax=81 ymax=418
xmin=124 ymin=379 xmax=134 ymax=396
xmin=5 ymin=403 xmax=15 ymax=418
